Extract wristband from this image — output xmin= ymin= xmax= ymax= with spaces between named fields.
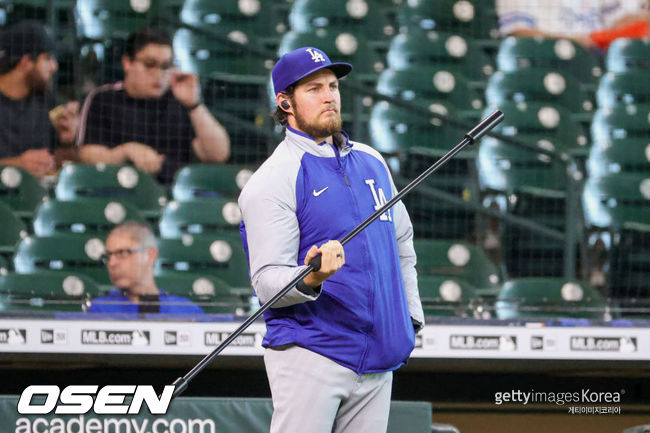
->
xmin=297 ymin=280 xmax=322 ymax=297
xmin=186 ymin=100 xmax=203 ymax=112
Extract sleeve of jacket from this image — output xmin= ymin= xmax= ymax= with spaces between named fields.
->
xmin=238 ymin=157 xmax=320 ymax=308
xmin=388 ymin=170 xmax=425 ymax=328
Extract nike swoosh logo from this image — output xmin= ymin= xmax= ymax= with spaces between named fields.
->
xmin=312 ymin=187 xmax=329 ymax=197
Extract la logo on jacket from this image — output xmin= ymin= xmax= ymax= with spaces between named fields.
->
xmin=365 ymin=179 xmax=392 ymax=222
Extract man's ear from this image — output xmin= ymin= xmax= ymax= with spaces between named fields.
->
xmin=147 ymin=247 xmax=158 ymax=266
xmin=276 ymin=93 xmax=292 ymax=113
xmin=16 ymin=54 xmax=34 ymax=71
xmin=122 ymin=55 xmax=133 ymax=74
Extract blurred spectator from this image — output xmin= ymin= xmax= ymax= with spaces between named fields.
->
xmin=77 ymin=27 xmax=230 ymax=184
xmin=89 ymin=221 xmax=203 ymax=314
xmin=496 ymin=0 xmax=650 ymax=50
xmin=0 ymin=20 xmax=79 ymax=178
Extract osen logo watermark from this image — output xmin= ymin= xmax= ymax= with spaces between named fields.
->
xmin=17 ymin=385 xmax=175 ymax=415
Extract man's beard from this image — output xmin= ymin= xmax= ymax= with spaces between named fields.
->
xmin=294 ymin=103 xmax=342 ymax=140
xmin=27 ymin=68 xmax=50 ymax=94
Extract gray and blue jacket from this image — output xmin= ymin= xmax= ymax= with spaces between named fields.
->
xmin=238 ymin=126 xmax=424 ymax=374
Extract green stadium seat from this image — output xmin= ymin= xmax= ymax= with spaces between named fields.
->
xmin=475 ymin=102 xmax=586 ymax=278
xmin=418 ymin=275 xmax=481 ymax=318
xmin=583 ymin=173 xmax=650 ymax=304
xmin=477 ymin=101 xmax=587 ymax=193
xmin=0 ymin=201 xmax=27 ymax=255
xmin=413 ymin=239 xmax=501 ymax=296
xmin=386 ymin=29 xmax=495 ymax=84
xmin=369 ymin=101 xmax=464 ymax=156
xmin=495 ymin=278 xmax=608 ymax=320
xmin=376 ymin=67 xmax=483 ymax=114
xmin=0 ymin=0 xmax=76 ymax=27
xmin=0 ymin=166 xmax=46 ymax=220
xmin=485 ymin=101 xmax=588 ymax=151
xmin=75 ymin=0 xmax=170 ymax=83
xmin=55 ymin=164 xmax=167 ymax=219
xmin=288 ymin=0 xmax=396 ymax=49
xmin=159 ymin=198 xmax=242 ymax=238
xmin=172 ymin=164 xmax=254 ymax=201
xmin=586 ymin=138 xmax=650 ymax=178
xmin=155 ymin=273 xmax=232 ymax=297
xmin=606 ymin=38 xmax=650 ymax=73
xmin=155 ymin=233 xmax=250 ymax=289
xmin=596 ymin=71 xmax=650 ymax=109
xmin=33 ymin=198 xmax=146 ymax=237
xmin=176 ymin=0 xmax=285 ymax=162
xmin=175 ymin=4 xmax=280 ymax=163
xmin=172 ymin=25 xmax=269 ymax=122
xmin=502 ymin=187 xmax=569 ymax=278
xmin=486 ymin=69 xmax=594 ymax=116
xmin=75 ymin=0 xmax=161 ymax=40
xmin=496 ymin=36 xmax=602 ymax=86
xmin=583 ymin=173 xmax=650 ymax=230
xmin=13 ymin=235 xmax=110 ymax=286
xmin=173 ymin=28 xmax=268 ymax=84
xmin=477 ymin=135 xmax=569 ymax=193
xmin=400 ymin=146 xmax=480 ymax=240
xmin=477 ymin=117 xmax=578 ymax=278
xmin=591 ymin=105 xmax=650 ymax=144
xmin=396 ymin=0 xmax=499 ymax=44
xmin=0 ymin=271 xmax=100 ymax=312
xmin=154 ymin=273 xmax=248 ymax=315
xmin=609 ymin=223 xmax=650 ymax=304
xmin=180 ymin=0 xmax=285 ymax=49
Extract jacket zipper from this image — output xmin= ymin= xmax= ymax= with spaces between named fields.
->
xmin=331 ymin=143 xmax=350 ymax=186
xmin=332 ymin=142 xmax=373 ymax=374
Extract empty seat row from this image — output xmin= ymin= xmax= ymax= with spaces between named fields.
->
xmin=0 ymin=163 xmax=254 ymax=219
xmin=0 ymin=271 xmax=248 ymax=315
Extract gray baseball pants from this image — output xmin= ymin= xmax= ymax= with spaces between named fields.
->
xmin=264 ymin=344 xmax=392 ymax=433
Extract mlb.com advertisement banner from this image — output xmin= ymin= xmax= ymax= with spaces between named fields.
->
xmin=1 ymin=396 xmax=431 ymax=433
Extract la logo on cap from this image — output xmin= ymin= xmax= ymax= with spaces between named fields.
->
xmin=306 ymin=48 xmax=325 ymax=63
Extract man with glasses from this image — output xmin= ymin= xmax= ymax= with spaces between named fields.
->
xmin=88 ymin=222 xmax=203 ymax=314
xmin=77 ymin=27 xmax=230 ymax=184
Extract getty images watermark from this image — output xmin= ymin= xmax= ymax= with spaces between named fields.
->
xmin=494 ymin=389 xmax=624 ymax=415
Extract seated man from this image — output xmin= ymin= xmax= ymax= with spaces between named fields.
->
xmin=77 ymin=27 xmax=230 ymax=184
xmin=0 ymin=20 xmax=78 ymax=178
xmin=89 ymin=221 xmax=203 ymax=314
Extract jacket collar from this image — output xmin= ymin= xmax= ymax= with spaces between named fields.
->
xmin=285 ymin=126 xmax=354 ymax=157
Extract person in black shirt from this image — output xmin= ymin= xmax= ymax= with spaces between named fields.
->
xmin=77 ymin=28 xmax=230 ymax=184
xmin=0 ymin=21 xmax=78 ymax=178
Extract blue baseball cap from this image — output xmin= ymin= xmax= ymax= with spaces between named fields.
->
xmin=272 ymin=46 xmax=352 ymax=95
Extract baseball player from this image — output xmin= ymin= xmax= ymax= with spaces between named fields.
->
xmin=238 ymin=46 xmax=424 ymax=433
